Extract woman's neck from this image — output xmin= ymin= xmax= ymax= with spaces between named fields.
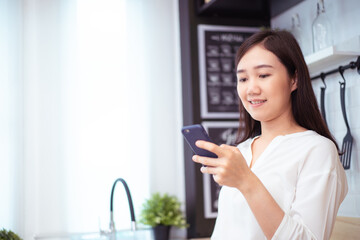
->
xmin=259 ymin=112 xmax=306 ymax=141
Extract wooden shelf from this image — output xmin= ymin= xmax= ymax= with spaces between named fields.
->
xmin=305 ymin=36 xmax=360 ymax=76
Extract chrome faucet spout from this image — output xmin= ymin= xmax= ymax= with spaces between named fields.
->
xmin=109 ymin=178 xmax=137 ymax=233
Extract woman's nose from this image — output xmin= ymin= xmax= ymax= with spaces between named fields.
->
xmin=246 ymin=79 xmax=261 ymax=95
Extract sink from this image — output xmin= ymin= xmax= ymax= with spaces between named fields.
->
xmin=73 ymin=229 xmax=153 ymax=240
xmin=35 ymin=229 xmax=153 ymax=240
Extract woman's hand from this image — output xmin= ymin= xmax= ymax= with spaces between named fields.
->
xmin=193 ymin=140 xmax=285 ymax=239
xmin=192 ymin=140 xmax=253 ymax=192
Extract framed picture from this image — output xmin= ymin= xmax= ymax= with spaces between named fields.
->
xmin=198 ymin=24 xmax=259 ymax=119
xmin=201 ymin=121 xmax=245 ymax=218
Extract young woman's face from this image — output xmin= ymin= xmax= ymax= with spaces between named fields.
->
xmin=236 ymin=44 xmax=297 ymax=123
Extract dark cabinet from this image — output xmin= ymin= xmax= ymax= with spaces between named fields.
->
xmin=196 ymin=0 xmax=270 ymax=20
xmin=196 ymin=0 xmax=304 ymax=18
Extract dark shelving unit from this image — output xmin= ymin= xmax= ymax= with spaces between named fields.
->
xmin=196 ymin=0 xmax=270 ymax=20
xmin=196 ymin=0 xmax=304 ymax=18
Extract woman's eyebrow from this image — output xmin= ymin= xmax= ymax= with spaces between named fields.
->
xmin=237 ymin=64 xmax=274 ymax=73
xmin=254 ymin=64 xmax=273 ymax=69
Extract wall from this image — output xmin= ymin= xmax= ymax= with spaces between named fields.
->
xmin=0 ymin=0 xmax=23 ymax=232
xmin=143 ymin=0 xmax=184 ymax=202
xmin=271 ymin=0 xmax=360 ymax=217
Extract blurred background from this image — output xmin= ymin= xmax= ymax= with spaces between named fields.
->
xmin=1 ymin=0 xmax=359 ymax=239
xmin=1 ymin=0 xmax=183 ymax=238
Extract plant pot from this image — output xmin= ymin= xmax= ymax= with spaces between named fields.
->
xmin=152 ymin=225 xmax=171 ymax=240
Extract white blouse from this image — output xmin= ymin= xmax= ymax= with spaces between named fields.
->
xmin=211 ymin=130 xmax=348 ymax=240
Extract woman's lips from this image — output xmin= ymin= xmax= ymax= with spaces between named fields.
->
xmin=249 ymin=99 xmax=267 ymax=107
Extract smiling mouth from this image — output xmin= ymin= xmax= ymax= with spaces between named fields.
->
xmin=249 ymin=100 xmax=267 ymax=104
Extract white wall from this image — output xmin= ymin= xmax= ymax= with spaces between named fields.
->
xmin=271 ymin=0 xmax=360 ymax=217
xmin=142 ymin=0 xmax=184 ymax=201
xmin=0 ymin=0 xmax=23 ymax=233
xmin=139 ymin=0 xmax=186 ymax=236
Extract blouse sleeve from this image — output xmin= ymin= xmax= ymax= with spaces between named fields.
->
xmin=272 ymin=139 xmax=348 ymax=240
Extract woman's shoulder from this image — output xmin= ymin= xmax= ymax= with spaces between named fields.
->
xmin=301 ymin=130 xmax=337 ymax=152
xmin=296 ymin=131 xmax=341 ymax=171
xmin=282 ymin=130 xmax=336 ymax=150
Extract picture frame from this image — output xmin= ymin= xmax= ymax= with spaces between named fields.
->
xmin=198 ymin=24 xmax=259 ymax=119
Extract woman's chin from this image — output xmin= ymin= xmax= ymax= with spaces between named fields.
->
xmin=248 ymin=113 xmax=265 ymax=122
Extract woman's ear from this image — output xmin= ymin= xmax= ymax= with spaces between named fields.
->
xmin=291 ymin=72 xmax=298 ymax=92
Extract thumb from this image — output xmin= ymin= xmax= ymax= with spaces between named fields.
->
xmin=219 ymin=144 xmax=242 ymax=156
xmin=219 ymin=144 xmax=238 ymax=151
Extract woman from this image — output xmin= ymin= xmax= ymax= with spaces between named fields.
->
xmin=192 ymin=30 xmax=348 ymax=239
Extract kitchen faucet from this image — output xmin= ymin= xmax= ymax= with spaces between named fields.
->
xmin=109 ymin=178 xmax=137 ymax=233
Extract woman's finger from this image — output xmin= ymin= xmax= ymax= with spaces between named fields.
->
xmin=195 ymin=140 xmax=223 ymax=156
xmin=219 ymin=143 xmax=233 ymax=149
xmin=200 ymin=165 xmax=217 ymax=175
xmin=192 ymin=155 xmax=218 ymax=167
xmin=219 ymin=143 xmax=240 ymax=153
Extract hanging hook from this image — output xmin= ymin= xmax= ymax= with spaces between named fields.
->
xmin=349 ymin=56 xmax=359 ymax=72
xmin=320 ymin=72 xmax=326 ymax=89
xmin=356 ymin=56 xmax=360 ymax=75
xmin=339 ymin=66 xmax=346 ymax=84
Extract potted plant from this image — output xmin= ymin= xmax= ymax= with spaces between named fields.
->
xmin=0 ymin=229 xmax=22 ymax=240
xmin=139 ymin=192 xmax=188 ymax=240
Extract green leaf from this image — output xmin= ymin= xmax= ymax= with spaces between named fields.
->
xmin=0 ymin=229 xmax=22 ymax=240
xmin=138 ymin=193 xmax=189 ymax=228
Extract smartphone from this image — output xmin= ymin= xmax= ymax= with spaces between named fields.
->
xmin=181 ymin=124 xmax=217 ymax=158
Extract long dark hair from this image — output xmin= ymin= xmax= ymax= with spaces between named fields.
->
xmin=235 ymin=29 xmax=339 ymax=152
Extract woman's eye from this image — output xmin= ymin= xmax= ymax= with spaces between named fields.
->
xmin=259 ymin=74 xmax=270 ymax=78
xmin=238 ymin=77 xmax=247 ymax=82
